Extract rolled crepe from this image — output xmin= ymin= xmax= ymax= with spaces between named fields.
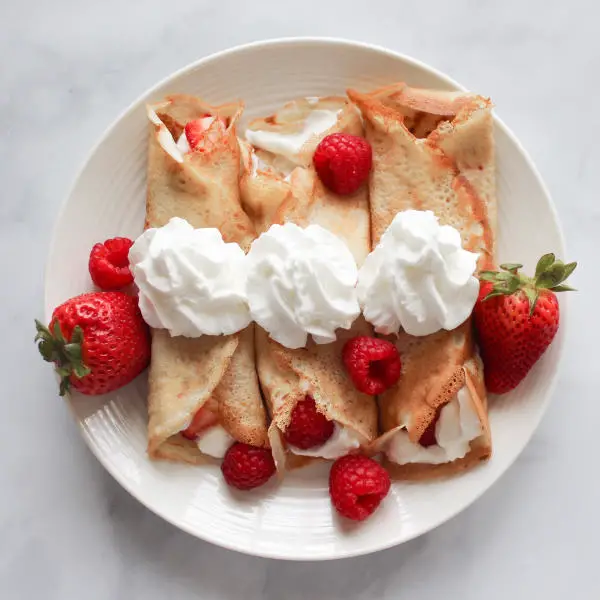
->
xmin=348 ymin=83 xmax=494 ymax=479
xmin=240 ymin=97 xmax=378 ymax=469
xmin=145 ymin=94 xmax=268 ymax=463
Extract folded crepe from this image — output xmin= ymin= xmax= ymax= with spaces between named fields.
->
xmin=348 ymin=83 xmax=495 ymax=479
xmin=145 ymin=94 xmax=269 ymax=463
xmin=240 ymin=97 xmax=378 ymax=469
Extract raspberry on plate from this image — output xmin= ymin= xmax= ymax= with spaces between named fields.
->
xmin=89 ymin=237 xmax=134 ymax=290
xmin=221 ymin=443 xmax=276 ymax=490
xmin=329 ymin=455 xmax=391 ymax=521
xmin=342 ymin=336 xmax=401 ymax=395
xmin=283 ymin=396 xmax=335 ymax=449
xmin=313 ymin=133 xmax=372 ymax=195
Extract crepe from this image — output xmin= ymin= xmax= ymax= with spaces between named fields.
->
xmin=240 ymin=97 xmax=378 ymax=469
xmin=348 ymin=83 xmax=494 ymax=478
xmin=145 ymin=94 xmax=268 ymax=463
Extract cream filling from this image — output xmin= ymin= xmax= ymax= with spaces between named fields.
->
xmin=196 ymin=425 xmax=234 ymax=459
xmin=288 ymin=424 xmax=364 ymax=460
xmin=386 ymin=387 xmax=482 ymax=465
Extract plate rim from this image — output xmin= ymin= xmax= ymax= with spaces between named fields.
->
xmin=44 ymin=36 xmax=567 ymax=560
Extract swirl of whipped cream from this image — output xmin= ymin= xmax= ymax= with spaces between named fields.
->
xmin=357 ymin=210 xmax=479 ymax=336
xmin=129 ymin=217 xmax=251 ymax=337
xmin=246 ymin=223 xmax=360 ymax=349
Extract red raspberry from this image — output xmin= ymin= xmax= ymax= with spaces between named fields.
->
xmin=313 ymin=133 xmax=372 ymax=195
xmin=283 ymin=396 xmax=334 ymax=449
xmin=221 ymin=443 xmax=276 ymax=491
xmin=342 ymin=336 xmax=401 ymax=395
xmin=419 ymin=419 xmax=438 ymax=448
xmin=419 ymin=408 xmax=443 ymax=447
xmin=329 ymin=455 xmax=391 ymax=521
xmin=89 ymin=237 xmax=134 ymax=290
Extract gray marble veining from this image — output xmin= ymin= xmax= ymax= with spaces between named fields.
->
xmin=1 ymin=0 xmax=596 ymax=598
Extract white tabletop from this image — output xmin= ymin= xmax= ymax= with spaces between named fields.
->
xmin=2 ymin=1 xmax=595 ymax=598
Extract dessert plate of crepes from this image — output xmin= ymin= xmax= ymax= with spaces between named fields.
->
xmin=43 ymin=38 xmax=567 ymax=560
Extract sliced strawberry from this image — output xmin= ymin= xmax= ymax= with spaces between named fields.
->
xmin=181 ymin=406 xmax=219 ymax=440
xmin=184 ymin=115 xmax=227 ymax=150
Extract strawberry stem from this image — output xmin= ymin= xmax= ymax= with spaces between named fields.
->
xmin=481 ymin=254 xmax=577 ymax=316
xmin=35 ymin=320 xmax=91 ymax=396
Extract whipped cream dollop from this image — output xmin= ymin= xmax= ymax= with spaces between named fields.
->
xmin=357 ymin=210 xmax=479 ymax=336
xmin=245 ymin=107 xmax=339 ymax=174
xmin=129 ymin=217 xmax=251 ymax=337
xmin=196 ymin=425 xmax=234 ymax=459
xmin=246 ymin=223 xmax=360 ymax=349
xmin=288 ymin=424 xmax=364 ymax=460
xmin=386 ymin=387 xmax=482 ymax=465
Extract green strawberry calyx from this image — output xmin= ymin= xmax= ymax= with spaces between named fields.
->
xmin=479 ymin=253 xmax=577 ymax=316
xmin=34 ymin=320 xmax=91 ymax=396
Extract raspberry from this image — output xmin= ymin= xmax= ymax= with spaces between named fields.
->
xmin=313 ymin=133 xmax=372 ymax=195
xmin=419 ymin=408 xmax=443 ymax=447
xmin=283 ymin=396 xmax=334 ymax=449
xmin=221 ymin=443 xmax=276 ymax=490
xmin=342 ymin=336 xmax=401 ymax=395
xmin=329 ymin=455 xmax=391 ymax=521
xmin=89 ymin=237 xmax=134 ymax=290
xmin=419 ymin=419 xmax=438 ymax=447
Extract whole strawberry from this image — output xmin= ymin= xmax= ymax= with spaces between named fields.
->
xmin=35 ymin=292 xmax=150 ymax=396
xmin=474 ymin=254 xmax=576 ymax=394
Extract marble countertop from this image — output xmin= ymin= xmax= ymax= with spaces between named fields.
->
xmin=1 ymin=1 xmax=596 ymax=598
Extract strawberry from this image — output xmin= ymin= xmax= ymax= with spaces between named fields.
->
xmin=474 ymin=254 xmax=576 ymax=394
xmin=35 ymin=292 xmax=150 ymax=396
xmin=181 ymin=404 xmax=219 ymax=440
xmin=184 ymin=115 xmax=227 ymax=150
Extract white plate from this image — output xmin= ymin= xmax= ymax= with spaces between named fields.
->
xmin=45 ymin=38 xmax=566 ymax=560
